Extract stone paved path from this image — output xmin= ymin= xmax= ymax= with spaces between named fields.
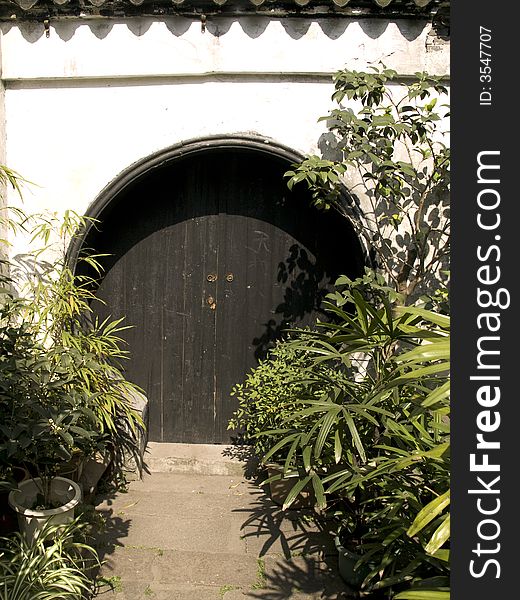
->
xmin=92 ymin=472 xmax=351 ymax=600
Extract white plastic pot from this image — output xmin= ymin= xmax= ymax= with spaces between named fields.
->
xmin=80 ymin=451 xmax=111 ymax=498
xmin=8 ymin=476 xmax=82 ymax=544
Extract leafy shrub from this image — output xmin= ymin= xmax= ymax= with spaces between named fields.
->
xmin=285 ymin=67 xmax=450 ymax=303
xmin=228 ymin=342 xmax=308 ymax=459
xmin=0 ymin=518 xmax=99 ymax=599
xmin=228 ymin=337 xmax=350 ymax=463
xmin=0 ymin=171 xmax=145 ymax=500
xmin=0 ymin=305 xmax=102 ymax=476
xmin=280 ymin=67 xmax=451 ymax=598
xmin=234 ymin=275 xmax=450 ymax=597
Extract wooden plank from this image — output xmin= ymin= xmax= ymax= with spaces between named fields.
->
xmin=86 ymin=148 xmax=365 ymax=444
xmin=155 ymin=158 xmax=220 ymax=442
xmin=215 ymin=150 xmax=365 ymax=443
xmin=87 ymin=160 xmax=219 ymax=442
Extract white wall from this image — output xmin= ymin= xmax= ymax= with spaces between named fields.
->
xmin=0 ymin=15 xmax=449 ymax=245
xmin=2 ymin=17 xmax=448 ymax=81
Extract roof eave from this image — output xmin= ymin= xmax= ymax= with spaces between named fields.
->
xmin=0 ymin=0 xmax=448 ymax=22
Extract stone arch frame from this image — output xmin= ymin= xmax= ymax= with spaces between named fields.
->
xmin=68 ymin=133 xmax=371 ymax=269
xmin=67 ymin=133 xmax=372 ymax=442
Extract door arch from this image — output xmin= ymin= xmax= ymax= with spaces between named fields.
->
xmin=75 ymin=136 xmax=366 ymax=443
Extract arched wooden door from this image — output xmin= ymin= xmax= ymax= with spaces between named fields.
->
xmin=84 ymin=146 xmax=364 ymax=443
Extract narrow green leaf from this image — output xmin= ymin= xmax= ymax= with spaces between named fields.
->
xmin=261 ymin=433 xmax=298 ymax=464
xmin=421 ymin=381 xmax=450 ymax=407
xmin=425 ymin=514 xmax=450 ymax=555
xmin=344 ymin=412 xmax=366 ymax=462
xmin=397 ymin=306 xmax=450 ymax=330
xmin=334 ymin=429 xmax=342 ymax=463
xmin=408 ymin=490 xmax=450 ymax=537
xmin=398 ymin=341 xmax=450 ymax=363
xmin=431 ymin=549 xmax=450 ymax=563
xmin=315 ymin=406 xmax=340 ymax=459
xmin=282 ymin=475 xmax=312 ymax=511
xmin=311 ymin=474 xmax=327 ymax=510
xmin=284 ymin=437 xmax=300 ymax=472
xmin=395 ymin=362 xmax=450 ymax=380
xmin=394 ymin=591 xmax=450 ymax=600
xmin=303 ymin=446 xmax=312 ymax=473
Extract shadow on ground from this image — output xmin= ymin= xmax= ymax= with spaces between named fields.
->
xmin=234 ymin=485 xmax=355 ymax=599
xmin=236 ymin=486 xmax=335 ymax=559
xmin=83 ymin=480 xmax=134 ymax=593
xmin=248 ymin=555 xmax=355 ymax=600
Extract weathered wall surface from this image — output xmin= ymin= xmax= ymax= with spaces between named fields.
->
xmin=0 ymin=16 xmax=449 ymax=240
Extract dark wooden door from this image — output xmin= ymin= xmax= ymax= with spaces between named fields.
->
xmin=86 ymin=148 xmax=363 ymax=443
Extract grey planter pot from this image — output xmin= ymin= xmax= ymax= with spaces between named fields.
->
xmin=265 ymin=463 xmax=314 ymax=508
xmin=334 ymin=535 xmax=371 ymax=588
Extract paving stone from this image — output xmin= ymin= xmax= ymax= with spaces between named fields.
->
xmin=96 ymin=580 xmax=233 ymax=600
xmin=98 ymin=546 xmax=158 ymax=580
xmin=98 ymin=472 xmax=249 ymax=498
xmin=144 ymin=442 xmax=254 ymax=476
xmin=92 ymin=472 xmax=349 ymax=600
xmin=98 ymin=488 xmax=259 ymax=520
xmin=98 ymin=547 xmax=260 ymax=587
xmin=260 ymin=554 xmax=348 ymax=598
xmin=95 ymin=511 xmax=247 ymax=554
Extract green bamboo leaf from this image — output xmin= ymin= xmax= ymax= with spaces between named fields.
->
xmin=284 ymin=437 xmax=300 ymax=472
xmin=389 ymin=442 xmax=450 ymax=471
xmin=261 ymin=433 xmax=298 ymax=464
xmin=303 ymin=446 xmax=312 ymax=472
xmin=371 ymin=557 xmax=423 ymax=590
xmin=408 ymin=490 xmax=450 ymax=537
xmin=401 ymin=348 xmax=450 ymax=366
xmin=410 ymin=417 xmax=433 ymax=441
xmin=321 ymin=466 xmax=351 ymax=485
xmin=398 ymin=341 xmax=450 ymax=363
xmin=315 ymin=406 xmax=341 ymax=459
xmin=421 ymin=381 xmax=450 ymax=407
xmin=334 ymin=429 xmax=342 ymax=463
xmin=353 ymin=292 xmax=369 ymax=333
xmin=374 ymin=444 xmax=409 ymax=456
xmin=423 ymin=442 xmax=450 ymax=459
xmin=344 ymin=412 xmax=366 ymax=462
xmin=425 ymin=514 xmax=450 ymax=555
xmin=394 ymin=591 xmax=450 ymax=600
xmin=311 ymin=474 xmax=327 ymax=510
xmin=431 ymin=549 xmax=450 ymax=563
xmin=282 ymin=475 xmax=312 ymax=511
xmin=346 ymin=405 xmax=380 ymax=426
xmin=397 ymin=307 xmax=450 ymax=329
xmin=395 ymin=362 xmax=450 ymax=380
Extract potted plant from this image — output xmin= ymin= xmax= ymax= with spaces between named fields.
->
xmin=0 ymin=174 xmax=145 ymax=546
xmin=0 ymin=466 xmax=29 ymax=536
xmin=3 ymin=378 xmax=97 ymax=542
xmin=0 ymin=517 xmax=99 ymax=598
xmin=8 ymin=476 xmax=83 ymax=545
xmin=229 ymin=275 xmax=450 ymax=596
xmin=334 ymin=531 xmax=371 ymax=589
xmin=0 ymin=307 xmax=100 ymax=541
xmin=14 ymin=210 xmax=147 ymax=490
